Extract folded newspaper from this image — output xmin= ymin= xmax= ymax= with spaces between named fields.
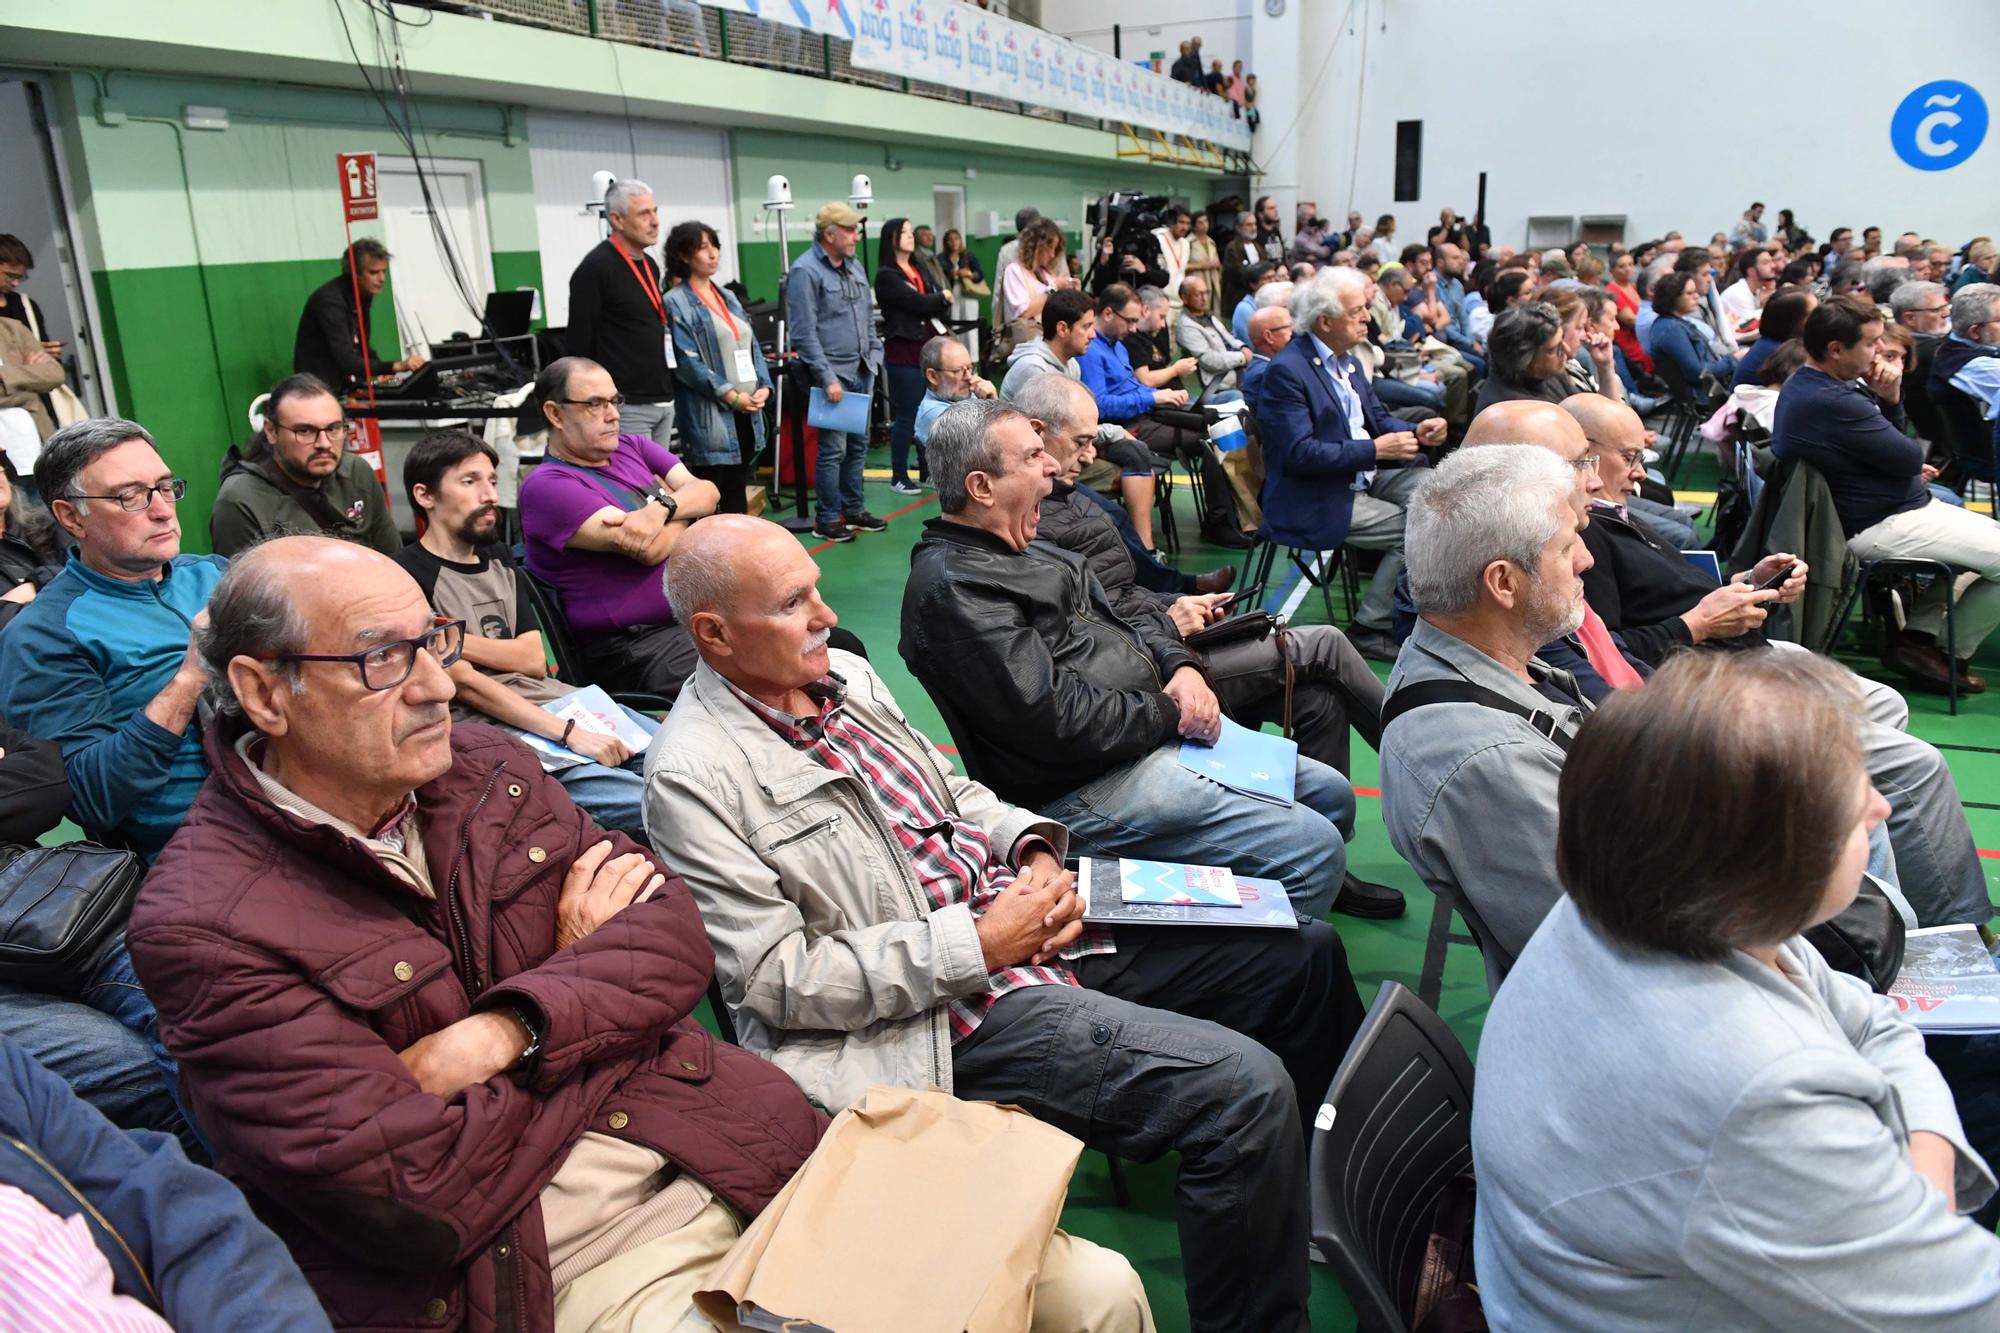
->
xmin=517 ymin=685 xmax=652 ymax=770
xmin=1887 ymin=925 xmax=2000 ymax=1034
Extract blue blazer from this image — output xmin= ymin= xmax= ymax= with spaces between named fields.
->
xmin=1252 ymin=336 xmax=1412 ymax=549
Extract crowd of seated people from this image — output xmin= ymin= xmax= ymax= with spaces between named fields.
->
xmin=3 ymin=195 xmax=2000 ymax=1332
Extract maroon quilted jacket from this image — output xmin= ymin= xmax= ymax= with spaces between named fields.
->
xmin=128 ymin=721 xmax=826 ymax=1331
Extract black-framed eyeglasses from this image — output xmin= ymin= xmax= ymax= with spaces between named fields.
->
xmin=556 ymin=395 xmax=624 ymax=415
xmin=69 ymin=478 xmax=187 ymax=512
xmin=258 ymin=617 xmax=465 ymax=691
xmin=276 ymin=421 xmax=346 ymax=443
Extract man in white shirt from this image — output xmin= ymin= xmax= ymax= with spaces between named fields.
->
xmin=1718 ymin=247 xmax=1777 ymax=330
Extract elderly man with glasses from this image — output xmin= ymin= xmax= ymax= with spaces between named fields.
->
xmin=0 ymin=416 xmax=221 ymax=860
xmin=210 ymin=372 xmax=401 ymax=557
xmin=126 ymin=534 xmax=825 ymax=1331
xmin=517 ymin=355 xmax=721 ymax=701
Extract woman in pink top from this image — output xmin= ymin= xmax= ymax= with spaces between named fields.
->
xmin=999 ymin=217 xmax=1069 ymax=355
xmin=1225 ymin=61 xmax=1246 ymax=108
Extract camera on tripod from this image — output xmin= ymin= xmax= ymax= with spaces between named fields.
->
xmin=1084 ymin=190 xmax=1171 ymax=289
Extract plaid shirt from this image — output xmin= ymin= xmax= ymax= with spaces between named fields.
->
xmin=727 ymin=671 xmax=1112 ymax=1039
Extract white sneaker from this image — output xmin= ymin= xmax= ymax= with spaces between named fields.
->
xmin=889 ymin=480 xmax=923 ymax=495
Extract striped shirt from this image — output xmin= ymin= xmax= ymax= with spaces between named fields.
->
xmin=728 ymin=672 xmax=1111 ymax=1039
xmin=0 ymin=1183 xmax=172 ymax=1331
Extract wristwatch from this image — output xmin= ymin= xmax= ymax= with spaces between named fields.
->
xmin=504 ymin=1001 xmax=545 ymax=1076
xmin=648 ymin=489 xmax=680 ymax=520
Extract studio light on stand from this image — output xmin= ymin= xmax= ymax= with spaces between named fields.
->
xmin=586 ymin=169 xmax=615 ymax=237
xmin=849 ymin=173 xmax=874 ymax=273
xmin=764 ymin=173 xmax=814 ymax=532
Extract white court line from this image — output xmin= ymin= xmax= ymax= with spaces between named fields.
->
xmin=1276 ymin=551 xmax=1332 ymax=620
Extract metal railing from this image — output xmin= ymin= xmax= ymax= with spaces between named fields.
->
xmin=469 ymin=0 xmax=1252 ymax=168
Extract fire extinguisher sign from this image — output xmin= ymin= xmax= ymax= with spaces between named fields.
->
xmin=338 ymin=152 xmax=379 ymax=222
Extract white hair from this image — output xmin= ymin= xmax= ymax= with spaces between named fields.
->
xmin=605 ymin=178 xmax=654 ymax=217
xmin=1256 ymin=280 xmax=1294 ymax=310
xmin=1405 ymin=446 xmax=1576 ymax=616
xmin=1289 ymin=266 xmax=1369 ymax=333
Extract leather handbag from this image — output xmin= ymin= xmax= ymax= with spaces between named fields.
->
xmin=1185 ymin=613 xmax=1298 ymax=739
xmin=1803 ymin=875 xmax=1906 ymax=994
xmin=0 ymin=841 xmax=146 ymax=986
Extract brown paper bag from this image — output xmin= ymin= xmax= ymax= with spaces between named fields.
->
xmin=694 ymin=1086 xmax=1083 ymax=1333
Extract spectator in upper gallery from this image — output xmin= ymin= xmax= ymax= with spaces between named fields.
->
xmin=566 ymin=180 xmax=679 ymax=445
xmin=210 ymin=372 xmax=400 ymax=557
xmin=1169 ymin=38 xmax=1200 ymax=84
xmin=293 ymin=238 xmax=428 ymax=396
xmin=1203 ymin=58 xmax=1227 ymax=96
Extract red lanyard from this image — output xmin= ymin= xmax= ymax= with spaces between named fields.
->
xmin=692 ymin=279 xmax=742 ymax=340
xmin=611 ymin=240 xmax=665 ymax=324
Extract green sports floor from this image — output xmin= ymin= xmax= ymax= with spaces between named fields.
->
xmin=747 ymin=447 xmax=2000 ymax=1332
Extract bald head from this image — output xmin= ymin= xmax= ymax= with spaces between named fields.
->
xmin=1463 ymin=399 xmax=1587 ymax=453
xmin=668 ymin=516 xmax=840 ymax=700
xmin=1563 ymin=395 xmax=1650 ymax=504
xmin=1463 ymin=399 xmax=1600 ymax=511
xmin=1248 ymin=304 xmax=1293 ymax=356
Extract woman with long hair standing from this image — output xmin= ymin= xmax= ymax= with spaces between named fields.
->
xmin=664 ymin=220 xmax=772 ymax=514
xmin=875 ymin=217 xmax=951 ymax=493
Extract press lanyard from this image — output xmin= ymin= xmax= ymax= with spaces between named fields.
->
xmin=692 ymin=279 xmax=742 ymax=340
xmin=612 ymin=240 xmax=665 ymax=324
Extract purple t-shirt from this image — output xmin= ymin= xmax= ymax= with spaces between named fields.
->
xmin=521 ymin=433 xmax=682 ymax=636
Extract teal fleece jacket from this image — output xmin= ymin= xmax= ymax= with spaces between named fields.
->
xmin=0 ymin=551 xmax=225 ymax=859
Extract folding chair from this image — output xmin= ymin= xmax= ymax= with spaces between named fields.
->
xmin=1240 ymin=536 xmax=1359 ymax=624
xmin=1309 ymin=982 xmax=1479 ymax=1333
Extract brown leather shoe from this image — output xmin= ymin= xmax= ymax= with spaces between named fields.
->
xmin=1955 ymin=659 xmax=1988 ymax=694
xmin=1883 ymin=635 xmax=1955 ymax=692
xmin=1193 ymin=565 xmax=1237 ymax=595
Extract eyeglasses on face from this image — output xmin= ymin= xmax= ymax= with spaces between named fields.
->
xmin=69 ymin=478 xmax=188 ymax=512
xmin=1563 ymin=455 xmax=1602 ymax=474
xmin=258 ymin=617 xmax=466 ymax=691
xmin=556 ymin=395 xmax=624 ymax=415
xmin=277 ymin=421 xmax=347 ymax=443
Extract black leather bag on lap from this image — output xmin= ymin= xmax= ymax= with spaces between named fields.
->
xmin=0 ymin=841 xmax=146 ymax=986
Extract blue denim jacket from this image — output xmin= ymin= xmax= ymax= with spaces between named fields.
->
xmin=785 ymin=243 xmax=880 ymax=390
xmin=1437 ymin=275 xmax=1479 ymax=352
xmin=665 ymin=280 xmax=773 ymax=465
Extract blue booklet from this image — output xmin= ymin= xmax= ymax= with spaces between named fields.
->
xmin=1178 ymin=715 xmax=1297 ymax=805
xmin=807 ymin=385 xmax=871 ymax=435
xmin=1079 ymin=859 xmax=1299 ymax=930
xmin=1682 ymin=550 xmax=1722 ymax=582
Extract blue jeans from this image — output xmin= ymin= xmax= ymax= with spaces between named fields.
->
xmin=1038 ymin=743 xmax=1354 ymax=918
xmin=815 ymin=425 xmax=869 ymax=525
xmin=0 ymin=933 xmax=206 ymax=1161
xmin=885 ymin=362 xmax=926 ymax=485
xmin=617 ymin=400 xmax=675 ymax=446
xmin=1373 ymin=375 xmax=1448 ymax=413
xmin=550 ymin=706 xmax=659 ymax=839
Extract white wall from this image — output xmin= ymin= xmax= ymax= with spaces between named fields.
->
xmin=1046 ymin=0 xmax=1251 ymax=78
xmin=1269 ymin=0 xmax=2000 ymax=252
xmin=526 ymin=111 xmax=735 ymax=327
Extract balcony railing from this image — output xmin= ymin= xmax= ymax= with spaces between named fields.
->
xmin=467 ymin=0 xmax=1252 ymax=168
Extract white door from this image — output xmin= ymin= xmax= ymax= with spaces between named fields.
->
xmin=375 ymin=157 xmax=495 ymax=351
xmin=932 ymin=185 xmax=965 ymax=244
xmin=526 ymin=111 xmax=735 ymax=329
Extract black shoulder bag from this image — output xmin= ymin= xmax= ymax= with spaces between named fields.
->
xmin=0 ymin=841 xmax=147 ymax=986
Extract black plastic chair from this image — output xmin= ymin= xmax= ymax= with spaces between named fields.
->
xmin=1240 ymin=536 xmax=1359 ymax=625
xmin=1309 ymin=981 xmax=1478 ymax=1333
xmin=1649 ymin=354 xmax=1712 ymax=484
xmin=515 ymin=562 xmax=675 ymax=714
xmin=1830 ymin=556 xmax=1962 ymax=715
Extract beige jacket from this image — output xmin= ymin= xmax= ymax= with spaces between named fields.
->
xmin=0 ymin=317 xmax=62 ymax=440
xmin=643 ymin=650 xmax=1067 ymax=1112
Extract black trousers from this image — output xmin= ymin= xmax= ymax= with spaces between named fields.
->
xmin=1202 ymin=623 xmax=1385 ymax=776
xmin=1127 ymin=414 xmax=1238 ymax=533
xmin=579 ymin=621 xmax=701 ymax=701
xmin=952 ymin=920 xmax=1365 ymax=1333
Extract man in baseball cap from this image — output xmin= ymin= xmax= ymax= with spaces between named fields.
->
xmin=786 ymin=201 xmax=883 ymax=541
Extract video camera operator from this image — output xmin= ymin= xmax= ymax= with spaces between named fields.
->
xmin=1086 ymin=194 xmax=1170 ymax=297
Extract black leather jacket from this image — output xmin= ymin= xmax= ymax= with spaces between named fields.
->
xmin=900 ymin=518 xmax=1196 ymax=808
xmin=1032 ymin=482 xmax=1181 ymax=644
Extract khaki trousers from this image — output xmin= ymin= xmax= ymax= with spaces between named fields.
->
xmin=554 ymin=1196 xmax=1155 ymax=1333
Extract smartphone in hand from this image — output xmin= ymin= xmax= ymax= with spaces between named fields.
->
xmin=1754 ymin=562 xmax=1799 ymax=593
